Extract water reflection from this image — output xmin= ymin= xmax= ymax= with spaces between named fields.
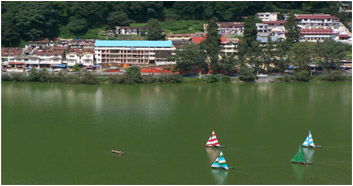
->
xmin=211 ymin=169 xmax=228 ymax=185
xmin=291 ymin=164 xmax=306 ymax=183
xmin=205 ymin=147 xmax=220 ymax=164
xmin=302 ymin=148 xmax=315 ymax=163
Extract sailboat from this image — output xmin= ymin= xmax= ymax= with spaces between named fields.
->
xmin=302 ymin=131 xmax=322 ymax=148
xmin=290 ymin=145 xmax=313 ymax=164
xmin=211 ymin=151 xmax=234 ymax=170
xmin=205 ymin=130 xmax=225 ymax=148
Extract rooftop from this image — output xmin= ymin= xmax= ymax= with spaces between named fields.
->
xmin=94 ymin=40 xmax=173 ymax=47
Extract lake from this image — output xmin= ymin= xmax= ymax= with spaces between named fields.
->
xmin=2 ymin=81 xmax=352 ymax=184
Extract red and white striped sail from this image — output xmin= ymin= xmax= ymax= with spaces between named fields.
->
xmin=205 ymin=130 xmax=221 ymax=147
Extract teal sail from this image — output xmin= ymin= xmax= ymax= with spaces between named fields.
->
xmin=211 ymin=151 xmax=229 ymax=170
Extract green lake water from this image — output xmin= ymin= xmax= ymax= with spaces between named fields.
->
xmin=2 ymin=81 xmax=352 ymax=185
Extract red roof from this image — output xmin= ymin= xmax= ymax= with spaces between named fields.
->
xmin=301 ymin=29 xmax=333 ymax=32
xmin=296 ymin=14 xmax=339 ymax=20
xmin=262 ymin=20 xmax=286 ymax=24
xmin=190 ymin=36 xmax=229 ymax=44
xmin=338 ymin=34 xmax=351 ymax=38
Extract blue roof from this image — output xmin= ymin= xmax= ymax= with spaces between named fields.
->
xmin=95 ymin=40 xmax=172 ymax=47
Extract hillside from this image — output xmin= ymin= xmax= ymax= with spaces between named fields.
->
xmin=1 ymin=1 xmax=351 ymax=47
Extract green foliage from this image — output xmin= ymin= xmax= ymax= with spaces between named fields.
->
xmin=171 ymin=43 xmax=205 ymax=73
xmin=219 ymin=54 xmax=237 ymax=74
xmin=288 ymin=42 xmax=313 ymax=70
xmin=10 ymin=73 xmax=27 ymax=82
xmin=1 ymin=1 xmax=344 ymax=47
xmin=108 ymin=11 xmax=131 ymax=30
xmin=204 ymin=75 xmax=219 ymax=83
xmin=221 ymin=75 xmax=231 ymax=83
xmin=147 ymin=18 xmax=164 ymax=40
xmin=1 ymin=74 xmax=11 ymax=81
xmin=243 ymin=16 xmax=258 ymax=46
xmin=326 ymin=70 xmax=344 ymax=81
xmin=203 ymin=17 xmax=221 ymax=74
xmin=295 ymin=70 xmax=310 ymax=82
xmin=160 ymin=20 xmax=205 ymax=34
xmin=72 ymin=64 xmax=82 ymax=72
xmin=81 ymin=72 xmax=99 ymax=84
xmin=125 ymin=66 xmax=142 ymax=84
xmin=67 ymin=16 xmax=89 ymax=35
xmin=142 ymin=76 xmax=157 ymax=84
xmin=284 ymin=13 xmax=300 ymax=46
xmin=238 ymin=67 xmax=256 ymax=82
xmin=158 ymin=74 xmax=183 ymax=83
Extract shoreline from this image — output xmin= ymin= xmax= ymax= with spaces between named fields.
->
xmin=2 ymin=73 xmax=352 ymax=85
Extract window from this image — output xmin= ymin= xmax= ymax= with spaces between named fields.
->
xmin=69 ymin=55 xmax=75 ymax=57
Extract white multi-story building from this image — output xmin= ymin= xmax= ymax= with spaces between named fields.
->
xmin=299 ymin=29 xmax=337 ymax=42
xmin=1 ymin=48 xmax=26 ymax=72
xmin=29 ymin=50 xmax=65 ymax=69
xmin=190 ymin=36 xmax=239 ymax=56
xmin=94 ymin=40 xmax=176 ymax=68
xmin=204 ymin=22 xmax=244 ymax=35
xmin=256 ymin=12 xmax=280 ymax=22
xmin=296 ymin=14 xmax=341 ymax=30
xmin=115 ymin=26 xmax=147 ymax=35
xmin=66 ymin=49 xmax=94 ymax=67
xmin=256 ymin=23 xmax=271 ymax=33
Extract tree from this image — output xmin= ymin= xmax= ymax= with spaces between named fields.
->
xmin=146 ymin=18 xmax=164 ymax=40
xmin=72 ymin=64 xmax=82 ymax=72
xmin=243 ymin=16 xmax=258 ymax=47
xmin=284 ymin=13 xmax=300 ymax=46
xmin=261 ymin=35 xmax=276 ymax=72
xmin=317 ymin=39 xmax=348 ymax=69
xmin=67 ymin=16 xmax=88 ymax=35
xmin=171 ymin=44 xmax=204 ymax=73
xmin=126 ymin=66 xmax=142 ymax=84
xmin=219 ymin=54 xmax=237 ymax=74
xmin=202 ymin=17 xmax=221 ymax=74
xmin=238 ymin=66 xmax=256 ymax=82
xmin=273 ymin=38 xmax=289 ymax=72
xmin=108 ymin=11 xmax=131 ymax=29
xmin=287 ymin=42 xmax=313 ymax=70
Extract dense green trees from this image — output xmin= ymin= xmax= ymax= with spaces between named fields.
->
xmin=202 ymin=18 xmax=221 ymax=74
xmin=284 ymin=13 xmax=300 ymax=46
xmin=146 ymin=18 xmax=164 ymax=40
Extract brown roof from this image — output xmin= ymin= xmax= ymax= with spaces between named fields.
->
xmin=68 ymin=48 xmax=94 ymax=54
xmin=33 ymin=50 xmax=65 ymax=56
xmin=53 ymin=46 xmax=69 ymax=50
xmin=1 ymin=48 xmax=23 ymax=56
xmin=29 ymin=38 xmax=49 ymax=44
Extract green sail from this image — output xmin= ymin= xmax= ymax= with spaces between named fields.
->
xmin=291 ymin=146 xmax=306 ymax=163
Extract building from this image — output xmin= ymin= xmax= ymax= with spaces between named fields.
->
xmin=69 ymin=39 xmax=96 ymax=49
xmin=299 ymin=29 xmax=336 ymax=42
xmin=1 ymin=47 xmax=25 ymax=72
xmin=66 ymin=49 xmax=95 ymax=67
xmin=115 ymin=26 xmax=147 ymax=35
xmin=256 ymin=23 xmax=271 ymax=34
xmin=256 ymin=12 xmax=280 ymax=22
xmin=94 ymin=40 xmax=176 ymax=68
xmin=28 ymin=49 xmax=65 ymax=69
xmin=190 ymin=36 xmax=239 ymax=56
xmin=203 ymin=22 xmax=244 ymax=35
xmin=295 ymin=14 xmax=340 ymax=30
xmin=165 ymin=34 xmax=192 ymax=41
